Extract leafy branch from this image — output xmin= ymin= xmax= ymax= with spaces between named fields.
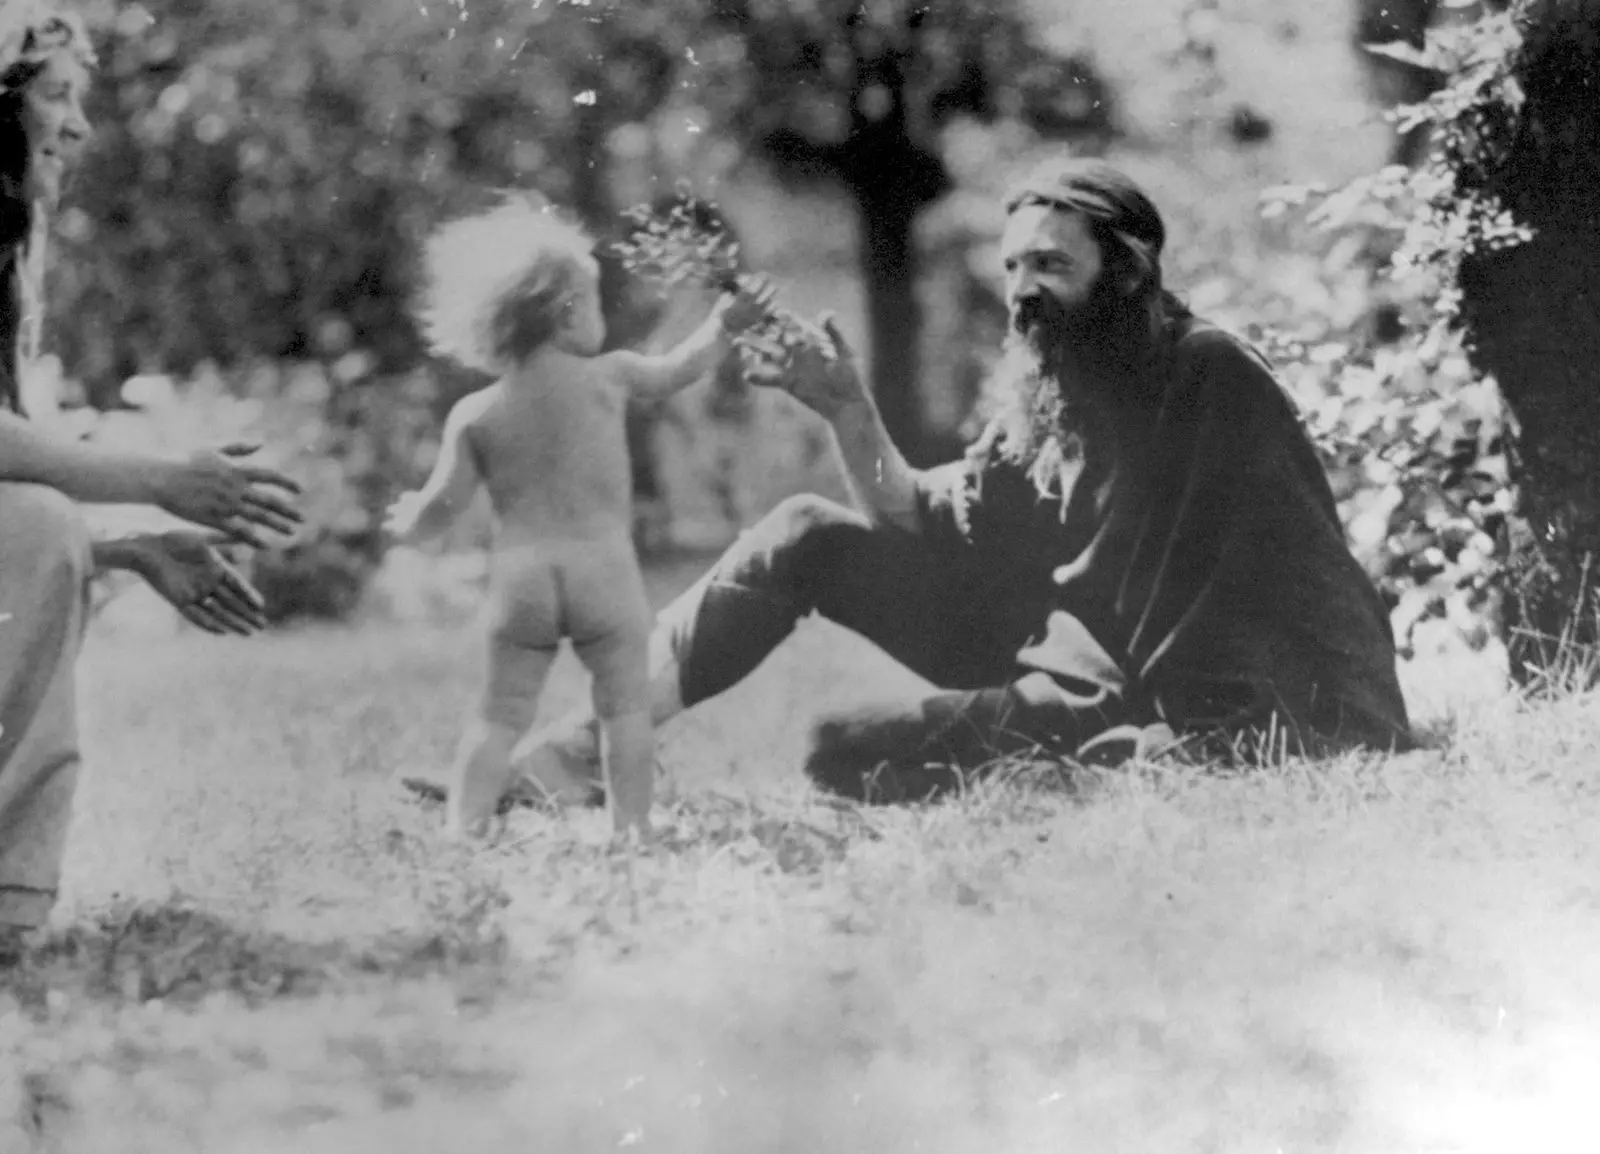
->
xmin=1253 ymin=2 xmax=1537 ymax=654
xmin=610 ymin=187 xmax=836 ymax=364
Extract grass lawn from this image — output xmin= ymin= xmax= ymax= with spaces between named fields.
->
xmin=1 ymin=577 xmax=1597 ymax=1152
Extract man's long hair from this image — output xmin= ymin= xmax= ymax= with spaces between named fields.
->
xmin=0 ymin=2 xmax=95 ymax=415
xmin=987 ymin=158 xmax=1192 ymax=498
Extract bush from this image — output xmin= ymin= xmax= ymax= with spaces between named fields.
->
xmin=1255 ymin=6 xmax=1533 ymax=656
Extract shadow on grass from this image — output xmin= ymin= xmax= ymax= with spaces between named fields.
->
xmin=1 ymin=898 xmax=510 ymax=1016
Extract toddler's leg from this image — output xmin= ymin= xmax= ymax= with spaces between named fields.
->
xmin=447 ymin=633 xmax=558 ymax=839
xmin=573 ymin=543 xmax=662 ymax=837
xmin=571 ymin=617 xmax=655 ymax=838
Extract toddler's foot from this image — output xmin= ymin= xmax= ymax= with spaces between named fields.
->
xmin=608 ymin=823 xmax=655 ymax=855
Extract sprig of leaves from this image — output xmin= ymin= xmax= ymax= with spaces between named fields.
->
xmin=609 ymin=189 xmax=832 ymax=364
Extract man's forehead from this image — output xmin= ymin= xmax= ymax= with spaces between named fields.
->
xmin=34 ymin=51 xmax=89 ymax=88
xmin=1000 ymin=204 xmax=1097 ymax=258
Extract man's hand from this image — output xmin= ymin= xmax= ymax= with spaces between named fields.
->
xmin=742 ymin=311 xmax=867 ymax=420
xmin=127 ymin=530 xmax=269 ymax=636
xmin=149 ymin=443 xmax=304 ymax=548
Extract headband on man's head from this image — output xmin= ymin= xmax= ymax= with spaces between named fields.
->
xmin=1003 ymin=157 xmax=1166 ymax=262
xmin=0 ymin=2 xmax=95 ymax=95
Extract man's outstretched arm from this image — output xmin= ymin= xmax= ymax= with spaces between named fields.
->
xmin=824 ymin=391 xmax=922 ymax=532
xmin=746 ymin=313 xmax=922 ymax=532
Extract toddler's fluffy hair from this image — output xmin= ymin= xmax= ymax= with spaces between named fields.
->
xmin=417 ymin=191 xmax=597 ymax=374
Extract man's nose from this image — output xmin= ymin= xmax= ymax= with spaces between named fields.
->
xmin=1007 ymin=268 xmax=1040 ymax=302
xmin=59 ymin=112 xmax=91 ymax=149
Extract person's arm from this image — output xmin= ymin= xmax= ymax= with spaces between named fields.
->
xmin=613 ymin=283 xmax=775 ymax=403
xmin=90 ymin=535 xmax=147 ymax=574
xmin=0 ymin=410 xmax=304 ymax=545
xmin=609 ymin=310 xmax=733 ymax=403
xmin=92 ymin=530 xmax=269 ymax=636
xmin=385 ymin=393 xmax=486 ymax=545
xmin=745 ymin=313 xmax=922 ymax=531
xmin=824 ymin=391 xmax=922 ymax=531
xmin=0 ymin=408 xmax=164 ymax=503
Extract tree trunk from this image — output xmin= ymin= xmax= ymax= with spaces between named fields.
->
xmin=1353 ymin=0 xmax=1442 ymax=165
xmin=836 ymin=57 xmax=950 ymax=468
xmin=1457 ymin=0 xmax=1600 ymax=688
xmin=852 ymin=180 xmax=928 ymax=465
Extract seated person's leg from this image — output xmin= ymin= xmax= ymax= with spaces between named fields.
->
xmin=0 ymin=484 xmax=93 ymax=931
xmin=657 ymin=493 xmax=953 ymax=707
xmin=804 ymin=672 xmax=1139 ymax=804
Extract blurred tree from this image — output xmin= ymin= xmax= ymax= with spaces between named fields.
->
xmin=1452 ymin=0 xmax=1600 ymax=685
xmin=1355 ymin=0 xmax=1516 ymax=165
xmin=50 ymin=0 xmax=712 ymax=603
xmin=682 ymin=0 xmax=1114 ymax=465
xmin=53 ymin=0 xmax=689 ymax=397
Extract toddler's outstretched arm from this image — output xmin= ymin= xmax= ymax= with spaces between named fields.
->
xmin=612 ymin=280 xmax=775 ymax=402
xmin=385 ymin=391 xmax=487 ymax=544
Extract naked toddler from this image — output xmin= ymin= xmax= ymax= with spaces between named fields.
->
xmin=385 ymin=194 xmax=772 ymax=839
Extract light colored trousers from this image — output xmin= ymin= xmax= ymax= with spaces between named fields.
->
xmin=0 ymin=483 xmax=90 ymax=929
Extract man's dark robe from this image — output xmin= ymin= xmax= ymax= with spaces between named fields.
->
xmin=911 ymin=314 xmax=1413 ymax=763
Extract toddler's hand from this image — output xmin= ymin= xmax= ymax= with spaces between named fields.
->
xmin=713 ymin=276 xmax=778 ymax=336
xmin=384 ymin=491 xmax=423 ymax=541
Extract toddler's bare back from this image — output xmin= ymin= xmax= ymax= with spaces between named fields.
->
xmin=467 ymin=351 xmax=636 ymax=547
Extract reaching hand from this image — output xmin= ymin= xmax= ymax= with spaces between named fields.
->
xmin=151 ymin=443 xmax=304 ymax=548
xmin=383 ymin=491 xmax=424 ymax=543
xmin=131 ymin=530 xmax=269 ymax=636
xmin=712 ymin=275 xmax=778 ymax=336
xmin=741 ymin=311 xmax=865 ymax=419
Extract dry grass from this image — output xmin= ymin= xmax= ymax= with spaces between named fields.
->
xmin=0 ymin=601 xmax=1596 ymax=1153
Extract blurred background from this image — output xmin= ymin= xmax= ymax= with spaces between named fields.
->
xmin=27 ymin=0 xmax=1504 ymax=654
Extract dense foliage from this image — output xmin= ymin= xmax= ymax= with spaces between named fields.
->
xmin=1259 ymin=2 xmax=1534 ymax=655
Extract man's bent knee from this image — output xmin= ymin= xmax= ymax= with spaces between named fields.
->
xmin=761 ymin=493 xmax=869 ymax=550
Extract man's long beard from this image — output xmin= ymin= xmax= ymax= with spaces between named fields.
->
xmin=988 ymin=280 xmax=1153 ymax=499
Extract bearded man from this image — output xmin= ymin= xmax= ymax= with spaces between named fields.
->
xmin=410 ymin=157 xmax=1415 ymax=808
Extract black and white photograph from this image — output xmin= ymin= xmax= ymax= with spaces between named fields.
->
xmin=0 ymin=0 xmax=1595 ymax=1149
